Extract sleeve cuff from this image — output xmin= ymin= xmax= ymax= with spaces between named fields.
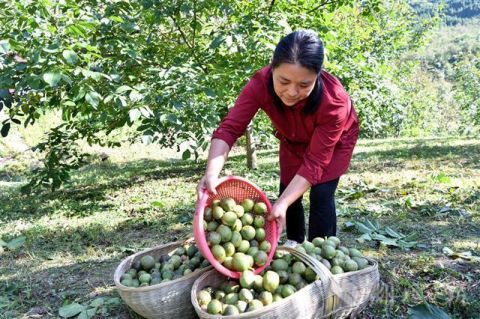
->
xmin=296 ymin=165 xmax=323 ymax=185
xmin=211 ymin=129 xmax=237 ymax=149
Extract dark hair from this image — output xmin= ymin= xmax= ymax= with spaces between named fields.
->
xmin=268 ymin=30 xmax=324 ymax=114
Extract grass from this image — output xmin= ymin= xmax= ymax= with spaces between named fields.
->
xmin=0 ymin=136 xmax=479 ymax=318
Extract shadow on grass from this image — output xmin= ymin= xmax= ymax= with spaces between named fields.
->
xmin=2 ymin=200 xmax=197 ymax=259
xmin=352 ymin=141 xmax=480 ymax=172
xmin=2 ymin=215 xmax=478 ymax=318
xmin=0 ymin=257 xmax=135 ymax=319
xmin=0 ymin=150 xmax=280 ymax=223
xmin=0 ymin=158 xmax=206 ymax=222
xmin=1 ymin=138 xmax=478 ymax=223
xmin=0 ymin=216 xmax=200 ymax=318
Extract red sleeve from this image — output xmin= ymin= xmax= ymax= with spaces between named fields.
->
xmin=296 ymin=92 xmax=351 ymax=185
xmin=211 ymin=72 xmax=264 ymax=149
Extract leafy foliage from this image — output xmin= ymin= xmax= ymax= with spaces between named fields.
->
xmin=58 ymin=297 xmax=121 ymax=319
xmin=0 ymin=0 xmax=461 ymax=189
xmin=408 ymin=301 xmax=451 ymax=319
xmin=344 ymin=219 xmax=418 ymax=250
xmin=0 ymin=235 xmax=25 ymax=252
xmin=405 ymin=19 xmax=480 ymax=131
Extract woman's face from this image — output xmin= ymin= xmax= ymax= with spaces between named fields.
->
xmin=272 ymin=63 xmax=318 ymax=107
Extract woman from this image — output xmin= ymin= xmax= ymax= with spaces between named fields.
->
xmin=196 ymin=30 xmax=359 ymax=246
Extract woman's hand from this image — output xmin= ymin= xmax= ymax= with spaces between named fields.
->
xmin=267 ymin=200 xmax=289 ymax=240
xmin=196 ymin=174 xmax=219 ymax=199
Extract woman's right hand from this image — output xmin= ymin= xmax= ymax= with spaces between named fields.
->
xmin=197 ymin=174 xmax=219 ymax=199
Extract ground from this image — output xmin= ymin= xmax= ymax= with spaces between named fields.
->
xmin=0 ymin=136 xmax=479 ymax=318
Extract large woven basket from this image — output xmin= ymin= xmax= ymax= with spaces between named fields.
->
xmin=307 ymin=255 xmax=380 ymax=318
xmin=193 ymin=175 xmax=278 ymax=279
xmin=191 ymin=246 xmax=380 ymax=319
xmin=113 ymin=238 xmax=212 ymax=319
xmin=191 ymin=246 xmax=334 ymax=319
xmin=330 ymin=258 xmax=379 ymax=318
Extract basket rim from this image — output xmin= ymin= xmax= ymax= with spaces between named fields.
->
xmin=193 ymin=175 xmax=278 ymax=279
xmin=113 ymin=238 xmax=212 ymax=292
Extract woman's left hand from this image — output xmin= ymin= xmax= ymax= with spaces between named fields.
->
xmin=267 ymin=200 xmax=288 ymax=240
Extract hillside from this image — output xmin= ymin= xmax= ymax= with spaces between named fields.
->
xmin=409 ymin=0 xmax=480 ymax=25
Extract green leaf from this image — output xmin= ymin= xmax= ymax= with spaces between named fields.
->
xmin=59 ymin=303 xmax=85 ymax=318
xmin=62 ymin=74 xmax=73 ymax=86
xmin=142 ymin=135 xmax=153 ymax=145
xmin=85 ymin=92 xmax=101 ymax=107
xmin=0 ymin=238 xmax=6 ymax=246
xmin=78 ymin=308 xmax=96 ymax=319
xmin=443 ymin=246 xmax=480 ymax=261
xmin=66 ymin=25 xmax=86 ymax=37
xmin=6 ymin=236 xmax=26 ymax=250
xmin=182 ymin=149 xmax=191 ymax=160
xmin=0 ymin=40 xmax=10 ymax=54
xmin=43 ymin=72 xmax=63 ymax=87
xmin=356 ymin=233 xmax=371 ymax=243
xmin=355 ymin=222 xmax=372 ymax=234
xmin=109 ymin=16 xmax=124 ymax=23
xmin=81 ymin=69 xmax=101 ymax=81
xmin=116 ymin=85 xmax=132 ymax=94
xmin=105 ymin=297 xmax=120 ymax=305
xmin=63 ymin=101 xmax=76 ymax=107
xmin=120 ymin=22 xmax=140 ymax=33
xmin=435 ymin=172 xmax=451 ymax=184
xmin=344 ymin=221 xmax=355 ymax=228
xmin=365 ymin=219 xmax=379 ymax=231
xmin=62 ymin=50 xmax=79 ymax=64
xmin=408 ymin=302 xmax=450 ymax=319
xmin=140 ymin=107 xmax=152 ymax=118
xmin=129 ymin=109 xmax=141 ymax=122
xmin=151 ymin=201 xmax=164 ymax=208
xmin=1 ymin=123 xmax=10 ymax=137
xmin=210 ymin=36 xmax=225 ymax=49
xmin=372 ymin=234 xmax=399 ymax=246
xmin=86 ymin=308 xmax=97 ymax=317
xmin=385 ymin=226 xmax=403 ymax=238
xmin=89 ymin=297 xmax=104 ymax=307
xmin=43 ymin=44 xmax=60 ymax=53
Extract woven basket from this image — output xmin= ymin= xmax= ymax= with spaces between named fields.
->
xmin=309 ymin=256 xmax=380 ymax=318
xmin=191 ymin=246 xmax=380 ymax=319
xmin=191 ymin=246 xmax=333 ymax=319
xmin=114 ymin=238 xmax=212 ymax=319
xmin=193 ymin=175 xmax=278 ymax=279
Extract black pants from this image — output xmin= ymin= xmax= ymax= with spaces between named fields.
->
xmin=280 ymin=178 xmax=340 ymax=243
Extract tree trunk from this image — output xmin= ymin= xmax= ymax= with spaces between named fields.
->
xmin=245 ymin=120 xmax=258 ymax=169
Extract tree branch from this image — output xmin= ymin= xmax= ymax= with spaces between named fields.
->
xmin=169 ymin=13 xmax=208 ymax=73
xmin=307 ymin=0 xmax=335 ymax=13
xmin=268 ymin=0 xmax=275 ymax=14
xmin=193 ymin=0 xmax=197 ymax=48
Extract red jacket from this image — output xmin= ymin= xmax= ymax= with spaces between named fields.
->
xmin=212 ymin=66 xmax=359 ymax=186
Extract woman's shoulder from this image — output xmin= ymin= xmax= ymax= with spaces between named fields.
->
xmin=251 ymin=65 xmax=272 ymax=83
xmin=320 ymin=70 xmax=349 ymax=103
xmin=242 ymin=66 xmax=271 ymax=98
xmin=315 ymin=70 xmax=351 ymax=122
